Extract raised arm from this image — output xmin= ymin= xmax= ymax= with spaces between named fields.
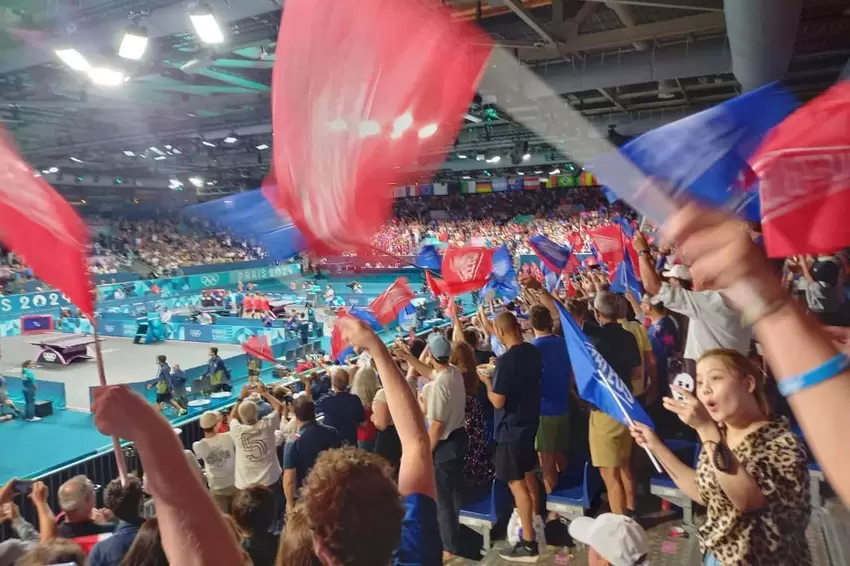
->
xmin=630 ymin=423 xmax=703 ymax=504
xmin=633 ymin=233 xmax=662 ymax=296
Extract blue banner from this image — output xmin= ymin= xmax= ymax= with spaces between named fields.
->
xmin=492 ymin=177 xmax=508 ymax=192
xmin=415 ymin=245 xmax=442 ymax=271
xmin=507 ymin=177 xmax=524 ymax=191
xmin=529 ymin=235 xmax=572 ymax=272
xmin=0 ymin=290 xmax=71 ymax=317
xmin=419 ymin=183 xmax=434 ymax=196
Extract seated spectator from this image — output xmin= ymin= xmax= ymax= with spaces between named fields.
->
xmin=231 ymin=485 xmax=280 ymax=566
xmin=56 ymin=475 xmax=115 ymax=555
xmin=568 ymin=513 xmax=649 ymax=566
xmin=16 ymin=539 xmax=86 ymax=566
xmin=88 ymin=474 xmax=146 ymax=566
xmin=283 ymin=397 xmax=342 ymax=511
xmin=118 ymin=518 xmax=168 ymax=566
xmin=193 ymin=411 xmax=237 ymax=513
xmin=311 ymin=367 xmax=365 ymax=447
xmin=276 ymin=504 xmax=320 ymax=566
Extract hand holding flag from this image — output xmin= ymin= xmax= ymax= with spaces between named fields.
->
xmin=241 ymin=335 xmax=278 ymax=364
xmin=369 ymin=278 xmax=415 ymax=326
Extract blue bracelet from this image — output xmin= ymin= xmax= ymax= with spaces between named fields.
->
xmin=777 ymin=353 xmax=850 ymax=397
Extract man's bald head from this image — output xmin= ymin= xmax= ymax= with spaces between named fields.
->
xmin=58 ymin=475 xmax=95 ymax=520
xmin=494 ymin=312 xmax=522 ymax=343
xmin=331 ymin=367 xmax=350 ymax=391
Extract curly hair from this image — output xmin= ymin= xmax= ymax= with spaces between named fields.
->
xmin=301 ymin=447 xmax=403 ymax=566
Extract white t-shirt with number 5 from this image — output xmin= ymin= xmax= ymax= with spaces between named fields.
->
xmin=229 ymin=412 xmax=282 ymax=489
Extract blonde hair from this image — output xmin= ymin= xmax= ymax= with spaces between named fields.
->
xmin=277 ymin=504 xmax=321 ymax=566
xmin=220 ymin=514 xmax=253 ymax=565
xmin=697 ymin=349 xmax=773 ymax=420
xmin=350 ymin=366 xmax=380 ymax=408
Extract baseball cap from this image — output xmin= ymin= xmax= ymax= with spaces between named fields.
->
xmin=662 ymin=264 xmax=692 ymax=281
xmin=427 ymin=333 xmax=452 ymax=363
xmin=568 ymin=514 xmax=649 ymax=566
xmin=199 ymin=411 xmax=221 ymax=430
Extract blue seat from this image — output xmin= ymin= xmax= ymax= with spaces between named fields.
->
xmin=650 ymin=439 xmax=699 ymax=528
xmin=546 ymin=459 xmax=603 ymax=520
xmin=459 ymin=479 xmax=512 ymax=551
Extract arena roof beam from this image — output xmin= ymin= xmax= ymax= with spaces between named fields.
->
xmin=605 ymin=2 xmax=649 ymax=51
xmin=501 ymin=0 xmax=559 ymax=44
xmin=582 ymin=0 xmax=723 ymax=11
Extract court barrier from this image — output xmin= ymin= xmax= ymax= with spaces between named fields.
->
xmin=9 ymin=318 xmax=457 ymax=530
xmin=0 ymin=375 xmax=67 ymax=411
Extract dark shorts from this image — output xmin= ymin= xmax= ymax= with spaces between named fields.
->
xmin=495 ymin=436 xmax=538 ymax=482
xmin=156 ymin=392 xmax=172 ymax=404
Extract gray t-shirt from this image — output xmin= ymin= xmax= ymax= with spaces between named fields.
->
xmin=425 ymin=365 xmax=466 ymax=441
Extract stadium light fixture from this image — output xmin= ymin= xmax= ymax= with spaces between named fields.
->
xmin=69 ymin=156 xmax=83 ymax=163
xmin=154 ymin=155 xmax=167 ymax=161
xmin=189 ymin=176 xmax=204 ymax=187
xmin=457 ymin=153 xmax=468 ymax=159
xmin=534 ymin=170 xmax=543 ymax=174
xmin=118 ymin=26 xmax=149 ymax=60
xmin=41 ymin=169 xmax=50 ymax=175
xmin=123 ymin=150 xmax=135 ymax=157
xmin=485 ymin=155 xmax=501 ymax=164
xmin=201 ymin=140 xmax=216 ymax=147
xmin=190 ymin=4 xmax=225 ymax=45
xmin=462 ymin=175 xmax=472 ymax=180
xmin=549 ymin=168 xmax=561 ymax=175
xmin=517 ymin=171 xmax=525 ymax=176
xmin=55 ymin=48 xmax=91 ymax=72
xmin=255 ymin=143 xmax=269 ymax=150
xmin=89 ymin=67 xmax=125 ymax=87
xmin=223 ymin=134 xmax=238 ymax=144
xmin=48 ymin=166 xmax=59 ymax=173
xmin=149 ymin=146 xmax=165 ymax=155
xmin=164 ymin=145 xmax=173 ymax=150
xmin=522 ymin=153 xmax=531 ymax=161
xmin=172 ymin=148 xmax=182 ymax=154
xmin=417 ymin=123 xmax=438 ymax=139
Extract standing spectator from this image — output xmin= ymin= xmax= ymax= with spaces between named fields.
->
xmin=88 ymin=475 xmax=146 ymax=566
xmin=192 ymin=411 xmax=237 ymax=513
xmin=350 ymin=366 xmax=380 ymax=452
xmin=283 ymin=397 xmax=341 ymax=513
xmin=643 ymin=298 xmax=681 ymax=425
xmin=450 ymin=341 xmax=494 ymax=488
xmin=231 ymin=485 xmax=279 ymax=566
xmin=585 ymin=293 xmax=641 ymax=517
xmin=617 ymin=296 xmax=657 ymax=403
xmin=371 ymin=387 xmax=402 ymax=474
xmin=229 ymin=384 xmax=285 ymax=515
xmin=0 ymin=480 xmax=56 ymax=564
xmin=478 ymin=312 xmax=543 ymax=562
xmin=56 ymin=476 xmax=115 ymax=555
xmin=21 ymin=360 xmax=38 ymax=422
xmin=311 ymin=367 xmax=365 ymax=447
xmin=529 ymin=305 xmax=573 ymax=497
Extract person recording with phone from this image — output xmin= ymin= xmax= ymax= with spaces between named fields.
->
xmin=0 ymin=478 xmax=58 ymax=564
xmin=630 ymin=349 xmax=811 ymax=565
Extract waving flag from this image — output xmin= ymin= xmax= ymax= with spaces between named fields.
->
xmin=265 ymin=0 xmax=491 ymax=254
xmin=0 ymin=133 xmax=93 ymax=317
xmin=541 ymin=263 xmax=559 ymax=293
xmin=528 ymin=235 xmax=572 ymax=272
xmin=752 ymin=82 xmax=850 ymax=257
xmin=609 ymin=248 xmax=642 ymax=303
xmin=397 ymin=303 xmax=418 ymax=331
xmin=241 ymin=335 xmax=278 ymax=364
xmin=369 ymin=277 xmax=415 ymax=326
xmin=186 ymin=189 xmax=305 ymax=261
xmin=588 ymin=225 xmax=625 ymax=267
xmin=555 ymin=302 xmax=653 ymax=428
xmin=331 ymin=313 xmax=354 ymax=362
xmin=349 ymin=306 xmax=383 ymax=331
xmin=590 ymin=82 xmax=797 ymax=221
xmin=425 ymin=270 xmax=446 ymax=297
xmin=491 ymin=245 xmax=514 ymax=279
xmin=614 ymin=215 xmax=635 ymax=239
xmin=441 ymin=247 xmax=494 ymax=296
xmin=415 ymin=245 xmax=442 ymax=271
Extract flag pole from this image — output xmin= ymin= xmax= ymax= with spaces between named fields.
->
xmin=91 ymin=322 xmax=129 ymax=486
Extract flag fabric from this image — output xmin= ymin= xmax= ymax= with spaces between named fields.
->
xmin=441 ymin=247 xmax=494 ymax=296
xmin=415 ymin=245 xmax=442 ymax=271
xmin=266 ymin=0 xmax=491 ymax=254
xmin=0 ymin=133 xmax=94 ymax=317
xmin=541 ymin=263 xmax=559 ymax=293
xmin=369 ymin=277 xmax=415 ymax=326
xmin=349 ymin=306 xmax=383 ymax=331
xmin=609 ymin=248 xmax=642 ymax=303
xmin=331 ymin=312 xmax=354 ymax=362
xmin=588 ymin=225 xmax=625 ymax=267
xmin=752 ymin=82 xmax=850 ymax=257
xmin=491 ymin=245 xmax=514 ymax=279
xmin=185 ymin=189 xmax=306 ymax=261
xmin=528 ymin=235 xmax=572 ymax=272
xmin=590 ymin=82 xmax=797 ymax=223
xmin=614 ymin=215 xmax=635 ymax=239
xmin=241 ymin=335 xmax=278 ymax=364
xmin=483 ymin=275 xmax=521 ymax=301
xmin=555 ymin=302 xmax=654 ymax=428
xmin=397 ymin=303 xmax=418 ymax=331
xmin=425 ymin=270 xmax=445 ymax=297
xmin=568 ymin=232 xmax=584 ymax=252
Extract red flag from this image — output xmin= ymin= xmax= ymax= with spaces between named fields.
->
xmin=408 ymin=327 xmax=416 ymax=345
xmin=441 ymin=247 xmax=494 ymax=296
xmin=753 ymin=82 xmax=850 ymax=257
xmin=567 ymin=278 xmax=577 ymax=298
xmin=568 ymin=231 xmax=584 ymax=251
xmin=589 ymin=225 xmax=625 ymax=266
xmin=241 ymin=335 xmax=278 ymax=364
xmin=330 ymin=310 xmax=351 ymax=362
xmin=369 ymin=277 xmax=414 ymax=326
xmin=265 ymin=0 xmax=492 ymax=254
xmin=425 ymin=270 xmax=445 ymax=297
xmin=0 ymin=133 xmax=93 ymax=317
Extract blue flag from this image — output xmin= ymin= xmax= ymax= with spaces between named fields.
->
xmin=491 ymin=246 xmax=514 ymax=279
xmin=484 ymin=245 xmax=520 ymax=301
xmin=601 ymin=186 xmax=619 ymax=204
xmin=529 ymin=235 xmax=572 ymax=272
xmin=415 ymin=245 xmax=442 ymax=271
xmin=397 ymin=303 xmax=418 ymax=331
xmin=541 ymin=263 xmax=559 ymax=294
xmin=609 ymin=249 xmax=642 ymax=303
xmin=614 ymin=216 xmax=635 ymax=240
xmin=185 ymin=189 xmax=305 ymax=260
xmin=349 ymin=307 xmax=383 ymax=331
xmin=590 ymin=82 xmax=797 ymax=220
xmin=555 ymin=302 xmax=654 ymax=428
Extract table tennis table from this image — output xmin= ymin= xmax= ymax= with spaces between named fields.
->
xmin=31 ymin=334 xmax=102 ymax=365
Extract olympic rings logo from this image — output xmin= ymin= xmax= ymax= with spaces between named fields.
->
xmin=42 ymin=352 xmax=58 ymax=362
xmin=200 ymin=275 xmax=220 ymax=286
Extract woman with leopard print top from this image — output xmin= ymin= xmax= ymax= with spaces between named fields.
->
xmin=631 ymin=349 xmax=810 ymax=565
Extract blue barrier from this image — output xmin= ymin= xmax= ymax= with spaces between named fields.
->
xmin=1 ymin=375 xmax=67 ymax=411
xmin=180 ymin=258 xmax=274 ymax=275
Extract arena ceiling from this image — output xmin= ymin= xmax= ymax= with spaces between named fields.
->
xmin=0 ymin=0 xmax=848 ymax=198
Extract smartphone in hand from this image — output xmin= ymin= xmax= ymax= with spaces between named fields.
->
xmin=13 ymin=480 xmax=34 ymax=495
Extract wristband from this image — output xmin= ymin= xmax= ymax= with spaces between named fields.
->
xmin=777 ymin=353 xmax=850 ymax=397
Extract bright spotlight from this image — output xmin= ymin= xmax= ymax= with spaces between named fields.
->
xmin=390 ymin=112 xmax=413 ymax=140
xmin=69 ymin=156 xmax=83 ymax=163
xmin=255 ymin=144 xmax=269 ymax=150
xmin=189 ymin=176 xmax=204 ymax=187
xmin=89 ymin=67 xmax=125 ymax=87
xmin=223 ymin=135 xmax=238 ymax=144
xmin=48 ymin=166 xmax=59 ymax=173
xmin=418 ymin=123 xmax=438 ymax=139
xmin=201 ymin=140 xmax=216 ymax=147
xmin=190 ymin=4 xmax=225 ymax=45
xmin=522 ymin=153 xmax=531 ymax=161
xmin=55 ymin=48 xmax=90 ymax=72
xmin=119 ymin=26 xmax=149 ymax=60
xmin=123 ymin=150 xmax=135 ymax=157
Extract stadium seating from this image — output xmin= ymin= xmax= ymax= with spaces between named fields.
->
xmin=459 ymin=479 xmax=514 ymax=552
xmin=546 ymin=459 xmax=604 ymax=521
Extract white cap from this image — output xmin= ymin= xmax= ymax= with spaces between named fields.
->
xmin=568 ymin=514 xmax=649 ymax=566
xmin=662 ymin=264 xmax=692 ymax=281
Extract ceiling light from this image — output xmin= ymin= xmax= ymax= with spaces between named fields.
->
xmin=169 ymin=178 xmax=182 ymax=187
xmin=457 ymin=154 xmax=468 ymax=159
xmin=172 ymin=148 xmax=182 ymax=154
xmin=534 ymin=170 xmax=543 ymax=174
xmin=123 ymin=150 xmax=135 ymax=157
xmin=118 ymin=26 xmax=148 ymax=60
xmin=164 ymin=145 xmax=172 ymax=150
xmin=418 ymin=123 xmax=438 ymax=139
xmin=357 ymin=120 xmax=381 ymax=138
xmin=329 ymin=119 xmax=348 ymax=132
xmin=201 ymin=140 xmax=216 ymax=147
xmin=517 ymin=171 xmax=525 ymax=176
xmin=89 ymin=67 xmax=125 ymax=87
xmin=48 ymin=166 xmax=59 ymax=173
xmin=486 ymin=155 xmax=501 ymax=164
xmin=391 ymin=112 xmax=414 ymax=140
xmin=255 ymin=143 xmax=269 ymax=150
xmin=149 ymin=146 xmax=164 ymax=155
xmin=522 ymin=153 xmax=531 ymax=161
xmin=154 ymin=155 xmax=166 ymax=161
xmin=223 ymin=135 xmax=238 ymax=144
xmin=55 ymin=48 xmax=90 ymax=72
xmin=190 ymin=4 xmax=225 ymax=45
xmin=462 ymin=175 xmax=472 ymax=180
xmin=549 ymin=168 xmax=561 ymax=175
xmin=475 ymin=153 xmax=485 ymax=162
xmin=69 ymin=156 xmax=83 ymax=163
xmin=41 ymin=169 xmax=50 ymax=175
xmin=34 ymin=172 xmax=41 ymax=178
xmin=189 ymin=176 xmax=204 ymax=187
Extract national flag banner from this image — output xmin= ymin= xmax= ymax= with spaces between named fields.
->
xmin=425 ymin=270 xmax=446 ymax=297
xmin=476 ymin=182 xmax=493 ymax=194
xmin=419 ymin=183 xmax=434 ymax=196
xmin=568 ymin=231 xmax=584 ymax=252
xmin=588 ymin=225 xmax=625 ymax=266
xmin=492 ymin=177 xmax=508 ymax=192
xmin=369 ymin=277 xmax=415 ymax=326
xmin=0 ymin=132 xmax=94 ymax=317
xmin=242 ymin=335 xmax=278 ymax=364
xmin=541 ymin=263 xmax=559 ymax=293
xmin=463 ymin=180 xmax=477 ymax=194
xmin=349 ymin=306 xmax=384 ymax=331
xmin=483 ymin=274 xmax=521 ymax=301
xmin=265 ymin=0 xmax=492 ymax=254
xmin=578 ymin=172 xmax=598 ymax=186
xmin=555 ymin=302 xmax=654 ymax=428
xmin=433 ymin=182 xmax=449 ymax=196
xmin=614 ymin=215 xmax=635 ymax=240
xmin=415 ymin=244 xmax=442 ymax=271
xmin=507 ymin=177 xmax=524 ymax=191
xmin=752 ymin=82 xmax=850 ymax=257
xmin=441 ymin=247 xmax=495 ymax=296
xmin=557 ymin=175 xmax=576 ymax=188
xmin=528 ymin=235 xmax=572 ymax=272
xmin=331 ymin=312 xmax=354 ymax=362
xmin=523 ymin=176 xmax=540 ymax=190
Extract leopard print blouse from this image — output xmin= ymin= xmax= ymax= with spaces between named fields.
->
xmin=695 ymin=418 xmax=812 ymax=565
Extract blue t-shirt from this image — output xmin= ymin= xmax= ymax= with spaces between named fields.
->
xmin=317 ymin=391 xmax=365 ymax=447
xmin=283 ymin=421 xmax=342 ymax=490
xmin=533 ymin=334 xmax=572 ymax=417
xmin=393 ymin=494 xmax=442 ymax=566
xmin=21 ymin=368 xmax=36 ymax=393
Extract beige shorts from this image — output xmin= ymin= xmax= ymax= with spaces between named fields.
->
xmin=589 ymin=410 xmax=633 ymax=468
